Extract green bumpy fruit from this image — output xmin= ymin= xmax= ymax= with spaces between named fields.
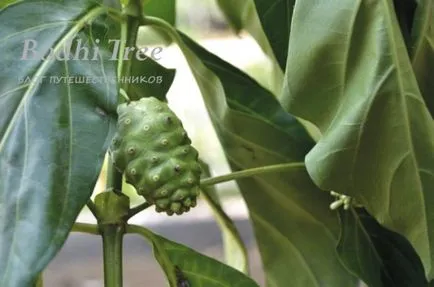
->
xmin=109 ymin=97 xmax=202 ymax=216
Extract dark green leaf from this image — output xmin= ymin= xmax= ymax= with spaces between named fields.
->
xmin=128 ymin=225 xmax=259 ymax=287
xmin=179 ymin=29 xmax=357 ymax=287
xmin=338 ymin=208 xmax=428 ymax=287
xmin=392 ymin=0 xmax=418 ymax=51
xmin=200 ymin=160 xmax=249 ymax=273
xmin=0 ymin=1 xmax=118 ymax=285
xmin=411 ymin=0 xmax=434 ymax=116
xmin=253 ymin=0 xmax=295 ymax=71
xmin=128 ymin=56 xmax=175 ymax=101
xmin=281 ymin=0 xmax=434 ymax=279
xmin=143 ymin=20 xmax=357 ymax=285
xmin=143 ymin=0 xmax=176 ymax=26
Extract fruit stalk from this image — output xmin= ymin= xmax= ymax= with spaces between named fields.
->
xmin=200 ymin=162 xmax=306 ymax=187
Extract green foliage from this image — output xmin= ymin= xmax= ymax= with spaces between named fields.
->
xmin=0 ymin=0 xmax=16 ymax=8
xmin=110 ymin=98 xmax=201 ymax=215
xmin=200 ymin=160 xmax=249 ymax=273
xmin=252 ymin=0 xmax=295 ymax=71
xmin=127 ymin=225 xmax=259 ymax=287
xmin=281 ymin=0 xmax=434 ymax=280
xmin=0 ymin=0 xmax=433 ymax=286
xmin=411 ymin=0 xmax=434 ymax=116
xmin=215 ymin=0 xmax=284 ymax=89
xmin=128 ymin=57 xmax=175 ymax=101
xmin=338 ymin=208 xmax=428 ymax=287
xmin=143 ymin=0 xmax=176 ymax=25
xmin=0 ymin=1 xmax=118 ymax=285
xmin=179 ymin=36 xmax=358 ymax=285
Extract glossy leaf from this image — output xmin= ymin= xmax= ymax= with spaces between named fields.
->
xmin=128 ymin=56 xmax=175 ymax=101
xmin=145 ymin=18 xmax=358 ymax=285
xmin=281 ymin=0 xmax=434 ymax=279
xmin=411 ymin=0 xmax=434 ymax=116
xmin=0 ymin=1 xmax=118 ymax=285
xmin=338 ymin=208 xmax=428 ymax=287
xmin=200 ymin=160 xmax=249 ymax=274
xmin=127 ymin=225 xmax=259 ymax=287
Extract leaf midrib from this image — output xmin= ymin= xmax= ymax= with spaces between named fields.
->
xmin=0 ymin=5 xmax=107 ymax=152
xmin=0 ymin=5 xmax=109 ymax=283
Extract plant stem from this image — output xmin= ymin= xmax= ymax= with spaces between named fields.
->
xmin=119 ymin=2 xmax=141 ymax=94
xmin=99 ymin=5 xmax=142 ymax=287
xmin=34 ymin=274 xmax=43 ymax=287
xmin=87 ymin=200 xmax=98 ymax=218
xmin=127 ymin=202 xmax=152 ymax=219
xmin=106 ymin=158 xmax=123 ymax=193
xmin=72 ymin=223 xmax=100 ymax=235
xmin=200 ymin=162 xmax=306 ymax=187
xmin=101 ymin=224 xmax=125 ymax=287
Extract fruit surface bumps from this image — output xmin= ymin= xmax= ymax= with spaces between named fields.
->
xmin=110 ymin=97 xmax=201 ymax=215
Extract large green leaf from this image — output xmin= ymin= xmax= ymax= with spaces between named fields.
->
xmin=338 ymin=208 xmax=428 ymax=287
xmin=178 ymin=34 xmax=357 ymax=286
xmin=0 ymin=1 xmax=118 ymax=286
xmin=145 ymin=18 xmax=358 ymax=285
xmin=411 ymin=0 xmax=434 ymax=116
xmin=127 ymin=225 xmax=259 ymax=287
xmin=281 ymin=0 xmax=434 ymax=279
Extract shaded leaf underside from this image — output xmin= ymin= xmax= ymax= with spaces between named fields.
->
xmin=282 ymin=0 xmax=434 ymax=279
